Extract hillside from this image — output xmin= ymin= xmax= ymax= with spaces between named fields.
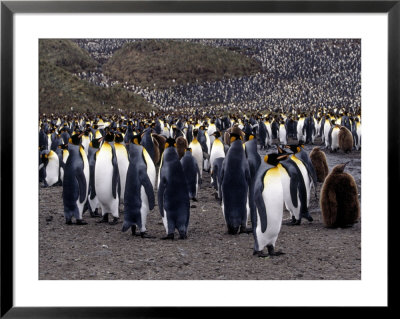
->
xmin=39 ymin=39 xmax=98 ymax=73
xmin=39 ymin=39 xmax=153 ymax=114
xmin=103 ymin=39 xmax=263 ymax=89
xmin=39 ymin=60 xmax=153 ymax=114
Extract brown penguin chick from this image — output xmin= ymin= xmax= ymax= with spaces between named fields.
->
xmin=151 ymin=133 xmax=166 ymax=164
xmin=176 ymin=136 xmax=188 ymax=159
xmin=320 ymin=162 xmax=360 ymax=228
xmin=338 ymin=126 xmax=353 ymax=153
xmin=309 ymin=147 xmax=329 ymax=182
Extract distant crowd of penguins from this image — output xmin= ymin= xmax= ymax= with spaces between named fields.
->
xmin=39 ymin=107 xmax=361 ymax=257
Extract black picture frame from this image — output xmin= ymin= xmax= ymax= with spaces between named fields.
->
xmin=1 ymin=0 xmax=394 ymax=317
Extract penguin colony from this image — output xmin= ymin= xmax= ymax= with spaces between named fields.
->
xmin=39 ymin=108 xmax=361 ymax=257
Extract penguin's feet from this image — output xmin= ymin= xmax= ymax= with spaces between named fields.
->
xmin=131 ymin=225 xmax=137 ymax=236
xmin=178 ymin=233 xmax=188 ymax=240
xmin=90 ymin=209 xmax=101 ymax=218
xmin=253 ymin=250 xmax=269 ymax=258
xmin=76 ymin=219 xmax=88 ymax=225
xmin=191 ymin=198 xmax=198 ymax=202
xmin=267 ymin=245 xmax=285 ymax=257
xmin=161 ymin=233 xmax=174 ymax=240
xmin=65 ymin=219 xmax=73 ymax=225
xmin=109 ymin=217 xmax=119 ymax=225
xmin=140 ymin=232 xmax=156 ymax=239
xmin=286 ymin=216 xmax=301 ymax=226
xmin=239 ymin=226 xmax=253 ymax=234
xmin=97 ymin=213 xmax=109 ymax=223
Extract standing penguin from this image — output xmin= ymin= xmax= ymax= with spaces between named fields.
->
xmin=309 ymin=147 xmax=329 ymax=183
xmin=86 ymin=137 xmax=102 ymax=218
xmin=189 ymin=129 xmax=204 ymax=179
xmin=180 ymin=148 xmax=201 ymax=201
xmin=114 ymin=132 xmax=129 ymax=204
xmin=252 ymin=153 xmax=288 ymax=257
xmin=39 ymin=150 xmax=60 ymax=187
xmin=278 ymin=121 xmax=287 ymax=146
xmin=338 ymin=126 xmax=354 ymax=153
xmin=95 ymin=130 xmax=120 ymax=225
xmin=209 ymin=131 xmax=226 ymax=171
xmin=62 ymin=133 xmax=89 ymax=225
xmin=220 ymin=132 xmax=252 ymax=235
xmin=329 ymin=123 xmax=341 ymax=152
xmin=122 ymin=139 xmax=156 ymax=238
xmin=158 ymin=138 xmax=190 ymax=239
xmin=320 ymin=162 xmax=360 ymax=228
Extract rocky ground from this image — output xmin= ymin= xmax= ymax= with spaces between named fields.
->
xmin=39 ymin=142 xmax=361 ymax=280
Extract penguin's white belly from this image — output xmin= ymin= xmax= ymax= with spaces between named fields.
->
xmin=95 ymin=153 xmax=119 ymax=215
xmin=140 ymin=186 xmax=150 ymax=232
xmin=210 ymin=143 xmax=225 ymax=170
xmin=331 ymin=129 xmax=340 ymax=150
xmin=190 ymin=144 xmax=203 ymax=177
xmin=45 ymin=157 xmax=59 ymax=186
xmin=324 ymin=125 xmax=331 ymax=146
xmin=162 ymin=209 xmax=169 ymax=234
xmin=256 ymin=169 xmax=283 ymax=249
xmin=115 ymin=147 xmax=129 ymax=201
xmin=143 ymin=149 xmax=156 ymax=189
xmin=279 ymin=127 xmax=287 ymax=143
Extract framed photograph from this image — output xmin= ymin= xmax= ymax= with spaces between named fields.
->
xmin=1 ymin=0 xmax=394 ymax=317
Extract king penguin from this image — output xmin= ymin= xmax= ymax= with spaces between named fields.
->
xmin=62 ymin=132 xmax=89 ymax=225
xmin=40 ymin=150 xmax=60 ymax=187
xmin=320 ymin=162 xmax=360 ymax=228
xmin=158 ymin=138 xmax=190 ymax=240
xmin=252 ymin=153 xmax=288 ymax=257
xmin=114 ymin=131 xmax=129 ymax=204
xmin=189 ymin=128 xmax=204 ymax=179
xmin=95 ymin=130 xmax=121 ymax=225
xmin=180 ymin=148 xmax=202 ymax=201
xmin=220 ymin=132 xmax=252 ymax=235
xmin=87 ymin=137 xmax=102 ymax=217
xmin=209 ymin=130 xmax=226 ymax=171
xmin=121 ymin=137 xmax=156 ymax=238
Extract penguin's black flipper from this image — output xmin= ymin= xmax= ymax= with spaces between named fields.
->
xmin=89 ymin=153 xmax=96 ymax=200
xmin=75 ymin=170 xmax=87 ymax=204
xmin=140 ymin=172 xmax=155 ymax=210
xmin=158 ymin=178 xmax=166 ymax=218
xmin=254 ymin=171 xmax=268 ymax=233
xmin=111 ymin=146 xmax=120 ymax=199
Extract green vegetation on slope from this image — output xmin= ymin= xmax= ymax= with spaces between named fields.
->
xmin=39 ymin=39 xmax=153 ymax=114
xmin=103 ymin=39 xmax=263 ymax=89
xmin=39 ymin=39 xmax=98 ymax=73
xmin=39 ymin=60 xmax=153 ymax=114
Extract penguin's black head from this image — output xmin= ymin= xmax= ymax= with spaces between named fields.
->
xmin=264 ymin=153 xmax=289 ymax=166
xmin=131 ymin=134 xmax=141 ymax=145
xmin=105 ymin=130 xmax=115 ymax=142
xmin=185 ymin=147 xmax=192 ymax=153
xmin=285 ymin=144 xmax=300 ymax=154
xmin=69 ymin=133 xmax=82 ymax=145
xmin=41 ymin=151 xmax=50 ymax=163
xmin=212 ymin=131 xmax=221 ymax=138
xmin=230 ymin=133 xmax=242 ymax=143
xmin=114 ymin=132 xmax=124 ymax=143
xmin=90 ymin=138 xmax=103 ymax=149
xmin=165 ymin=137 xmax=176 ymax=149
xmin=245 ymin=133 xmax=256 ymax=142
xmin=193 ymin=129 xmax=199 ymax=137
xmin=58 ymin=143 xmax=68 ymax=150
